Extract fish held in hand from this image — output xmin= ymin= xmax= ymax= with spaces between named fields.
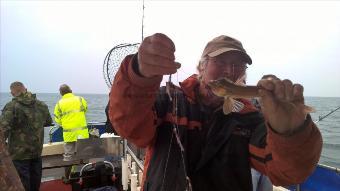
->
xmin=207 ymin=78 xmax=315 ymax=113
xmin=208 ymin=78 xmax=259 ymax=98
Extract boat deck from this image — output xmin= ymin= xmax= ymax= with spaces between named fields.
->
xmin=42 ymin=154 xmax=87 ymax=181
xmin=41 ymin=154 xmax=88 ymax=191
xmin=40 ymin=179 xmax=72 ymax=191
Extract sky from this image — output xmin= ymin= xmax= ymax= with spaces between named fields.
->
xmin=1 ymin=0 xmax=340 ymax=97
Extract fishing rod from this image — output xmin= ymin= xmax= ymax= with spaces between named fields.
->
xmin=295 ymin=106 xmax=340 ymax=191
xmin=314 ymin=106 xmax=340 ymax=123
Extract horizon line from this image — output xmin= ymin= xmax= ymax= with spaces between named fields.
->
xmin=1 ymin=92 xmax=340 ymax=98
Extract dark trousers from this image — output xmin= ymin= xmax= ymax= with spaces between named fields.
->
xmin=12 ymin=157 xmax=42 ymax=191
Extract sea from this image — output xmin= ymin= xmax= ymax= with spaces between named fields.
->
xmin=1 ymin=93 xmax=339 ymax=168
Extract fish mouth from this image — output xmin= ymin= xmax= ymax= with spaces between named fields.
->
xmin=207 ymin=79 xmax=229 ymax=97
xmin=202 ymin=80 xmax=216 ymax=97
xmin=205 ymin=83 xmax=225 ymax=102
xmin=208 ymin=77 xmax=233 ymax=87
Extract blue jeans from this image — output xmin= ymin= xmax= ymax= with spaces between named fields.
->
xmin=12 ymin=157 xmax=42 ymax=191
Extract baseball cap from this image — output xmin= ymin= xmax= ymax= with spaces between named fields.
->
xmin=201 ymin=35 xmax=252 ymax=64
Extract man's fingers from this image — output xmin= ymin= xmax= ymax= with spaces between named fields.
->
xmin=139 ymin=40 xmax=175 ymax=60
xmin=138 ymin=33 xmax=179 ymax=77
xmin=273 ymin=80 xmax=285 ymax=100
xmin=149 ymin=33 xmax=176 ymax=52
xmin=140 ymin=52 xmax=180 ymax=69
xmin=140 ymin=49 xmax=175 ymax=66
xmin=283 ymin=79 xmax=294 ymax=101
xmin=140 ymin=58 xmax=180 ymax=71
xmin=258 ymin=88 xmax=277 ymax=114
xmin=139 ymin=43 xmax=175 ymax=62
xmin=257 ymin=79 xmax=275 ymax=91
xmin=259 ymin=79 xmax=295 ymax=101
xmin=293 ymin=84 xmax=304 ymax=103
xmin=141 ymin=63 xmax=179 ymax=76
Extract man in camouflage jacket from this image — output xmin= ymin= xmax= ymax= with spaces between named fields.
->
xmin=0 ymin=81 xmax=53 ymax=191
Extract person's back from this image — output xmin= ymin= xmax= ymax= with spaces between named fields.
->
xmin=3 ymin=92 xmax=51 ymax=160
xmin=0 ymin=81 xmax=53 ymax=191
xmin=54 ymin=84 xmax=89 ymax=183
xmin=55 ymin=94 xmax=88 ymax=137
xmin=54 ymin=84 xmax=89 ymax=144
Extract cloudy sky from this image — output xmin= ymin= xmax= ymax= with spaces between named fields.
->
xmin=1 ymin=0 xmax=340 ymax=97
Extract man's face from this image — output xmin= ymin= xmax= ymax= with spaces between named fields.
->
xmin=10 ymin=87 xmax=26 ymax=97
xmin=199 ymin=51 xmax=248 ymax=107
xmin=10 ymin=89 xmax=16 ymax=97
xmin=201 ymin=51 xmax=248 ymax=83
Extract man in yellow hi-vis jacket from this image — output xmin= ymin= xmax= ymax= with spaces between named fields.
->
xmin=54 ymin=84 xmax=89 ymax=162
xmin=54 ymin=84 xmax=89 ymax=183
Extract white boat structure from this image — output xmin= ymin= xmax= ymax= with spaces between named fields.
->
xmin=37 ymin=122 xmax=340 ymax=191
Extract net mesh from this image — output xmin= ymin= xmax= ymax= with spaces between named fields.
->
xmin=103 ymin=43 xmax=139 ymax=88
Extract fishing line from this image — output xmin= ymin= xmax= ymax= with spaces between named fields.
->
xmin=141 ymin=0 xmax=145 ymax=41
xmin=160 ymin=123 xmax=175 ymax=191
xmin=103 ymin=0 xmax=146 ymax=88
xmin=103 ymin=0 xmax=191 ymax=189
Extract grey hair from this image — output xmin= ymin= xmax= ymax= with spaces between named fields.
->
xmin=196 ymin=54 xmax=249 ymax=82
xmin=197 ymin=56 xmax=210 ymax=81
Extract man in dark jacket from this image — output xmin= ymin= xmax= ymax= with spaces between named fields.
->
xmin=109 ymin=33 xmax=322 ymax=191
xmin=0 ymin=81 xmax=53 ymax=191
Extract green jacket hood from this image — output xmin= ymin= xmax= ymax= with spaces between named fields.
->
xmin=13 ymin=92 xmax=37 ymax=106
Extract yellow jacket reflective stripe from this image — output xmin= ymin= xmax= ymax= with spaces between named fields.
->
xmin=54 ymin=93 xmax=89 ymax=142
xmin=62 ymin=126 xmax=87 ymax=132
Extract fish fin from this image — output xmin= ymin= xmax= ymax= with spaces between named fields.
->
xmin=232 ymin=100 xmax=245 ymax=113
xmin=303 ymin=105 xmax=315 ymax=114
xmin=223 ymin=97 xmax=234 ymax=115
